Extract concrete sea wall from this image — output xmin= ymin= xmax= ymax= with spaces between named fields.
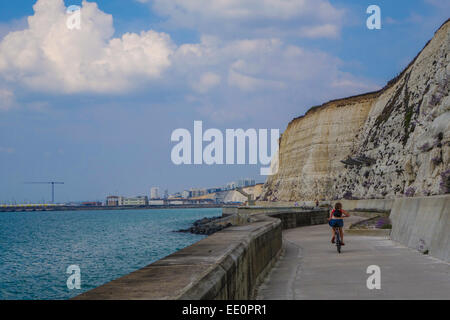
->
xmin=75 ymin=208 xmax=328 ymax=300
xmin=389 ymin=195 xmax=449 ymax=262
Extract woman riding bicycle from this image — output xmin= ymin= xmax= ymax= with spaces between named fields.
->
xmin=328 ymin=202 xmax=350 ymax=245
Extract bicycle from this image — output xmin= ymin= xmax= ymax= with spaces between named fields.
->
xmin=333 ymin=225 xmax=342 ymax=253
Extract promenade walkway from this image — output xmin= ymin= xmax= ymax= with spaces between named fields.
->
xmin=256 ymin=216 xmax=450 ymax=300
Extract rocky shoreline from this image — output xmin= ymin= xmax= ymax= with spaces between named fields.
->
xmin=177 ymin=216 xmax=233 ymax=235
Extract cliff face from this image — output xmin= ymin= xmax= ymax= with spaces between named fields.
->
xmin=261 ymin=20 xmax=450 ymax=201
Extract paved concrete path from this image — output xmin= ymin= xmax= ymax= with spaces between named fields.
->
xmin=256 ymin=216 xmax=450 ymax=300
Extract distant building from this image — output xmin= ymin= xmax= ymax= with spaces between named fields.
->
xmin=169 ymin=192 xmax=182 ymax=199
xmin=149 ymin=199 xmax=164 ymax=206
xmin=150 ymin=187 xmax=160 ymax=199
xmin=121 ymin=196 xmax=148 ymax=206
xmin=226 ymin=182 xmax=236 ymax=190
xmin=167 ymin=199 xmax=184 ymax=205
xmin=163 ymin=189 xmax=169 ymax=199
xmin=227 ymin=178 xmax=256 ymax=190
xmin=207 ymin=187 xmax=222 ymax=194
xmin=106 ymin=196 xmax=120 ymax=206
xmin=81 ymin=201 xmax=102 ymax=206
xmin=244 ymin=178 xmax=256 ymax=187
xmin=182 ymin=190 xmax=191 ymax=199
xmin=189 ymin=188 xmax=206 ymax=197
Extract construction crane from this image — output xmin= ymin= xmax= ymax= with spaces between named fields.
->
xmin=24 ymin=181 xmax=65 ymax=204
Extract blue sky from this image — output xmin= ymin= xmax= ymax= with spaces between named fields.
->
xmin=0 ymin=0 xmax=448 ymax=203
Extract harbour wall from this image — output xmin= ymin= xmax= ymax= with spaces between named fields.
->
xmin=75 ymin=208 xmax=329 ymax=300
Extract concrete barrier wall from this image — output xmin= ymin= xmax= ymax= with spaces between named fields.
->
xmin=337 ymin=199 xmax=394 ymax=211
xmin=75 ymin=208 xmax=328 ymax=300
xmin=390 ymin=195 xmax=450 ymax=262
xmin=222 ymin=207 xmax=238 ymax=216
xmin=266 ymin=210 xmax=329 ymax=229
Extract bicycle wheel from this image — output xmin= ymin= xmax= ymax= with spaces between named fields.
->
xmin=335 ymin=228 xmax=341 ymax=253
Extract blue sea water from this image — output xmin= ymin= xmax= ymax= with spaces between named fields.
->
xmin=0 ymin=208 xmax=221 ymax=300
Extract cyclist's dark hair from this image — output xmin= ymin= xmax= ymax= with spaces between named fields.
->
xmin=335 ymin=202 xmax=342 ymax=210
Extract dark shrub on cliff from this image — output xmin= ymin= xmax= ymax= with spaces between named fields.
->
xmin=404 ymin=187 xmax=416 ymax=197
xmin=343 ymin=191 xmax=353 ymax=200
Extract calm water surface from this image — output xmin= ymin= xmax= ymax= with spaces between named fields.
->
xmin=0 ymin=208 xmax=221 ymax=300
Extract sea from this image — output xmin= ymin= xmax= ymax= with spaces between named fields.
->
xmin=0 ymin=208 xmax=221 ymax=300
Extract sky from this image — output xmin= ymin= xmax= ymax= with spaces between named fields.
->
xmin=0 ymin=0 xmax=448 ymax=203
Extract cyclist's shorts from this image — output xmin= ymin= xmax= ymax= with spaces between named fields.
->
xmin=329 ymin=219 xmax=343 ymax=228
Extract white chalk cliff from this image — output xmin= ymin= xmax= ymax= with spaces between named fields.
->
xmin=261 ymin=19 xmax=450 ymax=201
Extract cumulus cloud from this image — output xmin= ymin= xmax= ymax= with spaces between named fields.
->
xmin=142 ymin=0 xmax=344 ymax=39
xmin=0 ymin=17 xmax=28 ymax=40
xmin=191 ymin=72 xmax=221 ymax=93
xmin=175 ymin=36 xmax=375 ymax=94
xmin=0 ymin=0 xmax=174 ymax=93
xmin=228 ymin=69 xmax=284 ymax=92
xmin=0 ymin=0 xmax=378 ymax=123
xmin=171 ymin=35 xmax=379 ymax=122
xmin=299 ymin=24 xmax=339 ymax=38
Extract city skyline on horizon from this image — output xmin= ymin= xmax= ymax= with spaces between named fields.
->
xmin=0 ymin=177 xmax=263 ymax=204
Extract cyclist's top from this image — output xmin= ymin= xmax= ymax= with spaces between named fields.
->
xmin=331 ymin=209 xmax=343 ymax=218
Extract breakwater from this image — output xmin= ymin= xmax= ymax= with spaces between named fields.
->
xmin=74 ymin=208 xmax=329 ymax=300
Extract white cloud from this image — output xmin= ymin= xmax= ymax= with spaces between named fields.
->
xmin=150 ymin=0 xmax=340 ymax=20
xmin=299 ymin=24 xmax=339 ymax=38
xmin=145 ymin=0 xmax=344 ymax=39
xmin=0 ymin=17 xmax=27 ymax=40
xmin=191 ymin=72 xmax=221 ymax=93
xmin=178 ymin=36 xmax=368 ymax=94
xmin=425 ymin=0 xmax=450 ymax=10
xmin=171 ymin=35 xmax=379 ymax=121
xmin=0 ymin=0 xmax=174 ymax=93
xmin=0 ymin=0 xmax=378 ymax=123
xmin=228 ymin=69 xmax=285 ymax=92
xmin=331 ymin=77 xmax=379 ymax=91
